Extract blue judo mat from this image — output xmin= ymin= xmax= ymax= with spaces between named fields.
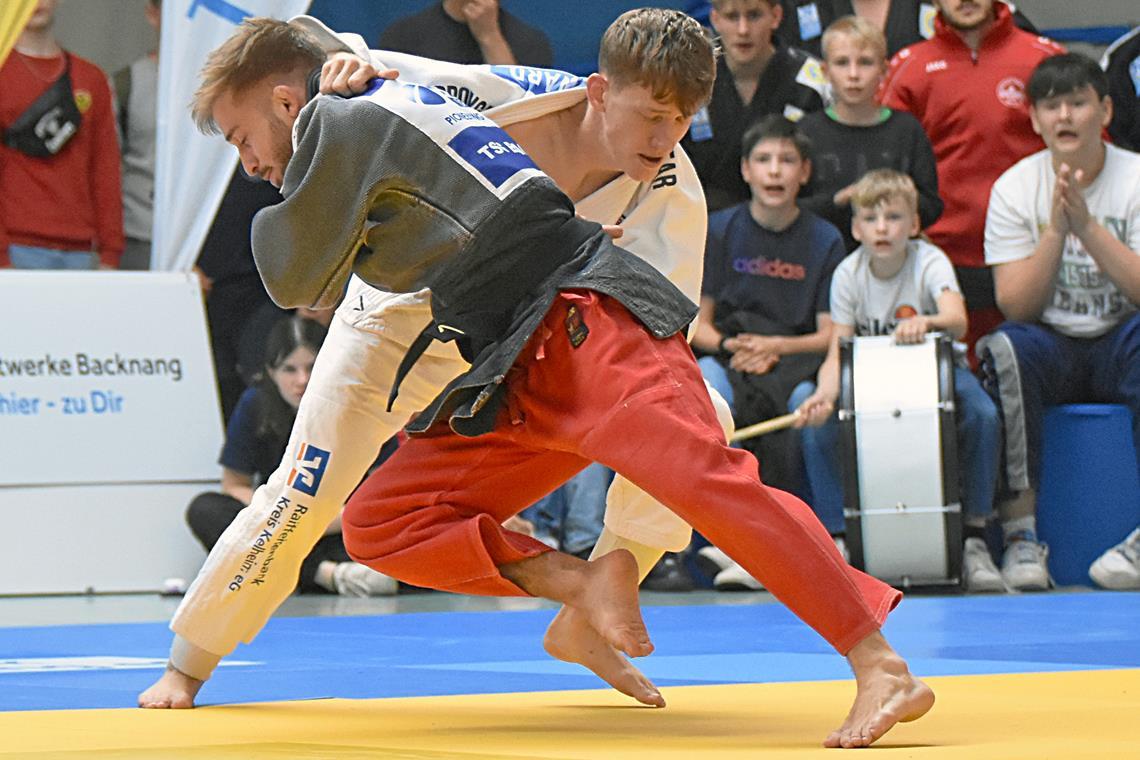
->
xmin=1 ymin=592 xmax=1137 ymax=712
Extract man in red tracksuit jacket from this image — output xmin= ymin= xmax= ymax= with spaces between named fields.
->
xmin=879 ymin=0 xmax=1063 ymax=358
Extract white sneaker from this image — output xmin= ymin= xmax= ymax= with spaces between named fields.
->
xmin=833 ymin=535 xmax=850 ymax=564
xmin=963 ymin=537 xmax=1005 ymax=592
xmin=1089 ymin=527 xmax=1140 ymax=590
xmin=695 ymin=545 xmax=733 ymax=577
xmin=1001 ymin=539 xmax=1051 ymax=591
xmin=332 ymin=562 xmax=399 ymax=597
xmin=714 ymin=560 xmax=764 ymax=591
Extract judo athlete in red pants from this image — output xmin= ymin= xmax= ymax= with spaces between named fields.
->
xmin=193 ymin=18 xmax=933 ymax=748
xmin=345 ymin=292 xmax=934 ymax=748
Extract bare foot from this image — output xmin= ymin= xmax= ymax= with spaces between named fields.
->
xmin=501 ymin=548 xmax=652 ymax=658
xmin=544 ymin=605 xmax=665 ymax=707
xmin=824 ymin=633 xmax=935 ymax=748
xmin=138 ymin=664 xmax=204 ymax=709
xmin=573 ymin=550 xmax=654 ymax=658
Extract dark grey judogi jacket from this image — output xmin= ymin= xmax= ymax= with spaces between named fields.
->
xmin=252 ymin=79 xmax=696 ymax=436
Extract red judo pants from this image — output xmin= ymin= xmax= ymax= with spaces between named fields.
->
xmin=344 ymin=291 xmax=901 ymax=654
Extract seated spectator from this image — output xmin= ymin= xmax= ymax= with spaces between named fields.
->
xmin=1101 ymin=25 xmax=1139 ymax=152
xmin=693 ymin=115 xmax=844 ymax=589
xmin=775 ymin=0 xmax=1037 ymax=59
xmin=794 ymin=169 xmax=1004 ymax=592
xmin=378 ymin=0 xmax=551 ymax=66
xmin=797 ymin=15 xmax=941 ymax=252
xmin=978 ymin=53 xmax=1140 ymax=592
xmin=186 ymin=317 xmax=397 ymax=597
xmin=683 ymin=0 xmax=827 ymax=212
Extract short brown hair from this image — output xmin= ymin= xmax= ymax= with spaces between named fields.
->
xmin=850 ymin=169 xmax=918 ymax=214
xmin=598 ymin=8 xmax=716 ymax=116
xmin=192 ymin=17 xmax=326 ymax=135
xmin=821 ymin=15 xmax=887 ymax=62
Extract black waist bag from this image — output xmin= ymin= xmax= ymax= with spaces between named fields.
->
xmin=3 ymin=55 xmax=83 ymax=158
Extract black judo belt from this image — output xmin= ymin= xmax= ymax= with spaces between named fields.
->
xmin=386 ymin=309 xmax=509 ymax=413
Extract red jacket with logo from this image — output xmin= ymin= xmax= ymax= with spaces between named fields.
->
xmin=0 ymin=50 xmax=123 ymax=267
xmin=880 ymin=2 xmax=1063 ymax=268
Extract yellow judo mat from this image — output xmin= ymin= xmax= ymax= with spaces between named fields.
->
xmin=2 ymin=669 xmax=1136 ymax=759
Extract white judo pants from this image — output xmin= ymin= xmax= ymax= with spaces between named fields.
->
xmin=170 ymin=277 xmax=731 ymax=664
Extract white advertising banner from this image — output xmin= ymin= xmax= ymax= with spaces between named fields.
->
xmin=152 ymin=0 xmax=311 ymax=272
xmin=0 ymin=271 xmax=223 ymax=487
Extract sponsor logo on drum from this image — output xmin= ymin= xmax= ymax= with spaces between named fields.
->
xmin=288 ymin=443 xmax=330 ymax=496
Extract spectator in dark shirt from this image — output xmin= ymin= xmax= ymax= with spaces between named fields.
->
xmin=797 ymin=15 xmax=940 ymax=251
xmin=378 ymin=0 xmax=552 ymax=66
xmin=682 ymin=0 xmax=827 ymax=211
xmin=186 ymin=316 xmax=397 ymax=597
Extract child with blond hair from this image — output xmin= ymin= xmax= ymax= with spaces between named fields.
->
xmin=797 ymin=15 xmax=941 ymax=251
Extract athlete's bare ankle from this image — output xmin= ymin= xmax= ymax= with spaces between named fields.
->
xmin=500 ymin=550 xmax=588 ymax=606
xmin=846 ymin=631 xmax=906 ymax=677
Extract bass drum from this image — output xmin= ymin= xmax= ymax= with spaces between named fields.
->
xmin=838 ymin=333 xmax=962 ymax=587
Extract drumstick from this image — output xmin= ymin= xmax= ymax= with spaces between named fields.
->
xmin=730 ymin=411 xmax=801 ymax=442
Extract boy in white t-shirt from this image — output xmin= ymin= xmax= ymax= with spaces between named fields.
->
xmin=979 ymin=53 xmax=1140 ymax=591
xmin=794 ymin=169 xmax=1004 ymax=592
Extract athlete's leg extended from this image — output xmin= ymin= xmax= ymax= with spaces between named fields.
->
xmin=506 ymin=293 xmax=931 ymax=742
xmin=141 ymin=282 xmax=469 ymax=708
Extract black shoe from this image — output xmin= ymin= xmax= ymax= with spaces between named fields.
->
xmin=640 ymin=553 xmax=695 ymax=592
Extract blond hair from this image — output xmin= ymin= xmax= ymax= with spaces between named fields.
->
xmin=192 ymin=17 xmax=326 ymax=135
xmin=850 ymin=169 xmax=918 ymax=214
xmin=821 ymin=15 xmax=887 ymax=62
xmin=598 ymin=8 xmax=716 ymax=116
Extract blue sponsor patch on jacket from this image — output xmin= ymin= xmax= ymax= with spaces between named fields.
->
xmin=489 ymin=65 xmax=585 ymax=94
xmin=448 ymin=126 xmax=537 ymax=187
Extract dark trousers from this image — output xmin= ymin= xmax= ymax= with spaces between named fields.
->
xmin=186 ymin=491 xmax=351 ymax=593
xmin=979 ymin=312 xmax=1140 ymax=494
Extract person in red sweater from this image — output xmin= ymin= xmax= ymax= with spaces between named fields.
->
xmin=879 ymin=0 xmax=1063 ymax=359
xmin=0 ymin=0 xmax=123 ymax=269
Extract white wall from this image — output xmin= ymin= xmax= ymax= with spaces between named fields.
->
xmin=54 ymin=0 xmax=156 ymax=78
xmin=1022 ymin=0 xmax=1137 ymax=28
